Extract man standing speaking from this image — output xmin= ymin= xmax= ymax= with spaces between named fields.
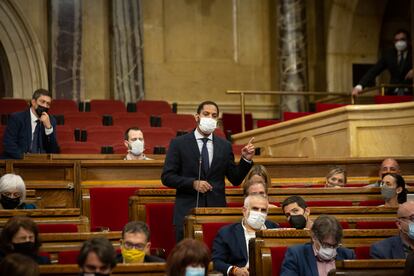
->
xmin=161 ymin=100 xmax=255 ymax=242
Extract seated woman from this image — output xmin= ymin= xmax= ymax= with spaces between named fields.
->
xmin=325 ymin=167 xmax=347 ymax=188
xmin=381 ymin=173 xmax=407 ymax=208
xmin=242 ymin=165 xmax=271 ymax=196
xmin=0 ymin=174 xmax=36 ymax=209
xmin=0 ymin=216 xmax=50 ymax=264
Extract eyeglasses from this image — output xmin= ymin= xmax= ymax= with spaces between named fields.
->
xmin=398 ymin=216 xmax=414 ymax=223
xmin=123 ymin=241 xmax=146 ymax=250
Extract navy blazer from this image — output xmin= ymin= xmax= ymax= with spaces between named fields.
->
xmin=280 ymin=243 xmax=355 ymax=276
xmin=370 ymin=235 xmax=406 ymax=259
xmin=161 ymin=132 xmax=253 ymax=226
xmin=359 ymin=48 xmax=412 ymax=90
xmin=212 ymin=221 xmax=279 ymax=274
xmin=2 ymin=109 xmax=59 ymax=159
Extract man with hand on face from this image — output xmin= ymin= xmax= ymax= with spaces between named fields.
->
xmin=117 ymin=221 xmax=164 ymax=263
xmin=123 ymin=127 xmax=152 ymax=160
xmin=281 ymin=215 xmax=355 ymax=276
xmin=2 ymin=89 xmax=59 ymax=159
xmin=370 ymin=201 xmax=414 ymax=259
xmin=161 ymin=100 xmax=255 ymax=242
xmin=212 ymin=194 xmax=279 ymax=276
xmin=282 ymin=196 xmax=313 ymax=230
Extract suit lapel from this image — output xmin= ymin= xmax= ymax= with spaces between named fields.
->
xmin=25 ymin=109 xmax=33 ymax=152
xmin=235 ymin=223 xmax=248 ymax=260
xmin=208 ymin=135 xmax=221 ymax=177
xmin=304 ymin=243 xmax=319 ymax=276
xmin=393 ymin=236 xmax=406 ymax=258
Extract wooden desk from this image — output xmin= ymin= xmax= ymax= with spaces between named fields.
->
xmin=39 ymin=263 xmax=166 ymax=275
xmin=329 ymin=260 xmax=405 ymax=276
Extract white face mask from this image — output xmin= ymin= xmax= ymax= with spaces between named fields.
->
xmin=314 ymin=240 xmax=337 ymax=261
xmin=395 ymin=40 xmax=407 ymax=52
xmin=185 ymin=266 xmax=205 ymax=276
xmin=246 ymin=210 xmax=267 ymax=230
xmin=198 ymin=117 xmax=217 ymax=134
xmin=130 ymin=139 xmax=144 ymax=156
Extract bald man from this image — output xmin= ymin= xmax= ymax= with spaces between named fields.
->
xmin=366 ymin=158 xmax=401 ymax=187
xmin=370 ymin=201 xmax=414 ymax=259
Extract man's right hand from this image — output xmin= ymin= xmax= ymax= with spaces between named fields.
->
xmin=233 ymin=267 xmax=249 ymax=276
xmin=193 ymin=180 xmax=212 ymax=193
xmin=352 ymin=86 xmax=362 ymax=96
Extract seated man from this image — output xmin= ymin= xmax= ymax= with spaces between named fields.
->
xmin=212 ymin=194 xmax=279 ymax=275
xmin=370 ymin=201 xmax=414 ymax=258
xmin=117 ymin=221 xmax=164 ymax=263
xmin=281 ymin=215 xmax=355 ymax=276
xmin=282 ymin=195 xmax=313 ymax=229
xmin=123 ymin=127 xmax=152 ymax=160
xmin=2 ymin=89 xmax=59 ymax=159
xmin=78 ymin=237 xmax=117 ymax=275
xmin=366 ymin=158 xmax=401 ymax=187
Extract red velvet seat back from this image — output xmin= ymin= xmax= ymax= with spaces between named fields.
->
xmin=221 ymin=113 xmax=253 ymax=134
xmin=355 ymin=221 xmax=397 ymax=229
xmin=306 ymin=201 xmax=353 ymax=207
xmin=270 ymin=246 xmax=288 ymax=276
xmin=202 ymin=222 xmax=230 ymax=251
xmin=315 ymin=103 xmax=346 ymax=112
xmin=38 ymin=223 xmax=78 ymax=233
xmin=90 ymin=187 xmax=137 ymax=231
xmin=358 ymin=200 xmax=385 ymax=206
xmin=256 ymin=119 xmax=281 ymax=128
xmin=49 ymin=99 xmax=78 ymax=115
xmin=354 ymin=246 xmax=370 ymax=259
xmin=90 ymin=99 xmax=126 ymax=115
xmin=0 ymin=98 xmax=28 ymax=114
xmin=283 ymin=112 xmax=313 ymax=121
xmin=58 ymin=250 xmax=79 ymax=264
xmin=145 ymin=203 xmax=176 ymax=256
xmin=374 ymin=95 xmax=413 ymax=104
xmin=136 ymin=100 xmax=172 ymax=116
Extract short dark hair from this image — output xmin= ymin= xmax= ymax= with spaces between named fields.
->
xmin=32 ymin=89 xmax=52 ymax=100
xmin=0 ymin=216 xmax=41 ymax=254
xmin=124 ymin=127 xmax=141 ymax=141
xmin=282 ymin=195 xmax=308 ymax=212
xmin=394 ymin=28 xmax=410 ymax=40
xmin=196 ymin=101 xmax=219 ymax=115
xmin=382 ymin=173 xmax=407 ymax=204
xmin=311 ymin=215 xmax=343 ymax=244
xmin=77 ymin=237 xmax=117 ymax=269
xmin=0 ymin=253 xmax=39 ymax=276
xmin=122 ymin=221 xmax=150 ymax=242
xmin=166 ymin=238 xmax=210 ymax=276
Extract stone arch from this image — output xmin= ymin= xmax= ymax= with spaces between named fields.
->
xmin=0 ymin=0 xmax=48 ymax=98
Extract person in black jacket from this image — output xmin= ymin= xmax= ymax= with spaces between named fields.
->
xmin=352 ymin=29 xmax=413 ymax=96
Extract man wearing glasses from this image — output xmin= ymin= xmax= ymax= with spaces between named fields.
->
xmin=370 ymin=201 xmax=414 ymax=258
xmin=117 ymin=221 xmax=164 ymax=263
xmin=281 ymin=215 xmax=355 ymax=276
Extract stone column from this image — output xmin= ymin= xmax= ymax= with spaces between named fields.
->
xmin=49 ymin=0 xmax=83 ymax=100
xmin=278 ymin=0 xmax=307 ymax=113
xmin=110 ymin=0 xmax=145 ymax=102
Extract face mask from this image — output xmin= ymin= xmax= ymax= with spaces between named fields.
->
xmin=12 ymin=241 xmax=36 ymax=255
xmin=246 ymin=210 xmax=267 ymax=230
xmin=1 ymin=195 xmax=21 ymax=209
xmin=35 ymin=105 xmax=49 ymax=117
xmin=198 ymin=117 xmax=217 ymax=134
xmin=316 ymin=245 xmax=337 ymax=261
xmin=129 ymin=139 xmax=144 ymax=156
xmin=289 ymin=215 xmax=307 ymax=229
xmin=185 ymin=266 xmax=205 ymax=276
xmin=381 ymin=185 xmax=397 ymax=201
xmin=121 ymin=246 xmax=145 ymax=263
xmin=395 ymin=40 xmax=407 ymax=52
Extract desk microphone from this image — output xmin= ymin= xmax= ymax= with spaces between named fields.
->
xmin=196 ymin=155 xmax=202 ymax=209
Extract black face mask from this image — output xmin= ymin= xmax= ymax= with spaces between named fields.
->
xmin=35 ymin=105 xmax=49 ymax=117
xmin=1 ymin=195 xmax=20 ymax=209
xmin=12 ymin=241 xmax=36 ymax=256
xmin=289 ymin=215 xmax=307 ymax=229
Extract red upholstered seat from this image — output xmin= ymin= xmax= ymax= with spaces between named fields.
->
xmin=90 ymin=99 xmax=126 ymax=115
xmin=354 ymin=246 xmax=370 ymax=259
xmin=374 ymin=95 xmax=413 ymax=104
xmin=270 ymin=246 xmax=288 ymax=276
xmin=202 ymin=222 xmax=230 ymax=251
xmin=145 ymin=203 xmax=176 ymax=256
xmin=231 ymin=144 xmax=245 ymax=155
xmin=306 ymin=201 xmax=353 ymax=207
xmin=90 ymin=187 xmax=138 ymax=231
xmin=283 ymin=112 xmax=313 ymax=121
xmin=112 ymin=112 xmax=150 ymax=130
xmin=215 ymin=128 xmax=227 ymax=139
xmin=358 ymin=200 xmax=385 ymax=206
xmin=56 ymin=125 xmax=75 ymax=143
xmin=38 ymin=224 xmax=78 ymax=233
xmin=355 ymin=221 xmax=397 ymax=229
xmin=226 ymin=202 xmax=244 ymax=207
xmin=59 ymin=142 xmax=101 ymax=154
xmin=58 ymin=250 xmax=79 ymax=264
xmin=85 ymin=126 xmax=124 ymax=146
xmin=160 ymin=113 xmax=195 ymax=133
xmin=65 ymin=112 xmax=101 ymax=129
xmin=315 ymin=103 xmax=346 ymax=112
xmin=49 ymin=99 xmax=78 ymax=115
xmin=222 ymin=113 xmax=253 ymax=135
xmin=340 ymin=221 xmax=350 ymax=229
xmin=136 ymin=100 xmax=172 ymax=116
xmin=112 ymin=142 xmax=127 ymax=154
xmin=256 ymin=119 xmax=281 ymax=128
xmin=140 ymin=127 xmax=175 ymax=152
xmin=0 ymin=98 xmax=28 ymax=114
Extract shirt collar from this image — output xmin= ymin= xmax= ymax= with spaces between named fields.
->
xmin=194 ymin=128 xmax=213 ymax=141
xmin=30 ymin=108 xmax=38 ymax=123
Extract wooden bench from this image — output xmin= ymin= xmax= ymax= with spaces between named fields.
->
xmin=39 ymin=263 xmax=166 ymax=275
xmin=0 ymin=208 xmax=89 ymax=231
xmin=249 ymin=229 xmax=399 ymax=276
xmin=328 ymin=260 xmax=405 ymax=276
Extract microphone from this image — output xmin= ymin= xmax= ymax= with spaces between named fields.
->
xmin=196 ymin=155 xmax=202 ymax=209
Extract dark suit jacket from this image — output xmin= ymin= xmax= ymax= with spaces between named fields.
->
xmin=161 ymin=132 xmax=253 ymax=226
xmin=280 ymin=243 xmax=355 ymax=276
xmin=359 ymin=48 xmax=412 ymax=91
xmin=212 ymin=221 xmax=279 ymax=274
xmin=370 ymin=235 xmax=406 ymax=259
xmin=2 ymin=109 xmax=59 ymax=159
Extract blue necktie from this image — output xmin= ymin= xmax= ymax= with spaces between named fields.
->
xmin=201 ymin=138 xmax=210 ymax=174
xmin=31 ymin=120 xmax=41 ymax=153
